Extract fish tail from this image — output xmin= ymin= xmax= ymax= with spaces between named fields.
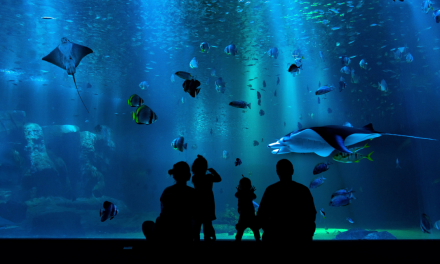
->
xmin=248 ymin=103 xmax=251 ymax=109
xmin=72 ymin=74 xmax=89 ymax=113
xmin=132 ymin=112 xmax=136 ymax=121
xmin=363 ymin=143 xmax=370 ymax=149
xmin=381 ymin=133 xmax=438 ymax=141
xmin=367 ymin=151 xmax=374 ymax=161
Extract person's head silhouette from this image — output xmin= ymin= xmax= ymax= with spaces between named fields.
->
xmin=276 ymin=159 xmax=294 ymax=181
xmin=168 ymin=161 xmax=191 ymax=184
xmin=238 ymin=176 xmax=252 ymax=190
xmin=192 ymin=154 xmax=208 ymax=175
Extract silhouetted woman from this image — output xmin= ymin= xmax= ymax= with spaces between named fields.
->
xmin=191 ymin=155 xmax=222 ymax=241
xmin=142 ymin=161 xmax=196 ymax=242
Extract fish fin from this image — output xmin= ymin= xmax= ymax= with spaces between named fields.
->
xmin=71 ymin=43 xmax=93 ymax=68
xmin=72 ymin=74 xmax=89 ymax=113
xmin=184 ymin=143 xmax=187 ymax=150
xmin=367 ymin=151 xmax=374 ymax=161
xmin=110 ymin=217 xmax=114 ymax=220
xmin=362 ymin=123 xmax=375 ymax=132
xmin=103 ymin=201 xmax=111 ymax=208
xmin=363 ymin=143 xmax=370 ymax=149
xmin=196 ymin=88 xmax=201 ymax=95
xmin=132 ymin=112 xmax=136 ymax=121
xmin=248 ymin=103 xmax=251 ymax=109
xmin=42 ymin=46 xmax=66 ymax=70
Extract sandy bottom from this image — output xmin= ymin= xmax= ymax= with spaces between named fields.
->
xmin=85 ymin=227 xmax=440 ymax=240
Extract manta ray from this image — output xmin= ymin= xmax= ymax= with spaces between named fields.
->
xmin=42 ymin=37 xmax=93 ymax=113
xmin=268 ymin=123 xmax=437 ymax=157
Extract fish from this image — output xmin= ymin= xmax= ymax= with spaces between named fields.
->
xmin=210 ymin=128 xmax=213 ymax=135
xmin=422 ymin=0 xmax=433 ymax=14
xmin=257 ymin=91 xmax=261 ymax=100
xmin=235 ymin=158 xmax=242 ymax=166
xmin=331 ymin=188 xmax=355 ymax=199
xmin=182 ymin=79 xmax=201 ymax=98
xmin=200 ymin=42 xmax=210 ymax=53
xmin=274 ymin=90 xmax=277 ymax=97
xmin=170 ymin=73 xmax=175 ymax=82
xmin=319 ymin=51 xmax=325 ymax=62
xmin=171 ymin=136 xmax=187 ymax=152
xmin=42 ymin=37 xmax=93 ymax=113
xmin=41 ymin=16 xmax=56 ymax=19
xmin=189 ymin=57 xmax=198 ymax=68
xmin=252 ymin=201 xmax=259 ymax=211
xmin=339 ymin=77 xmax=347 ymax=92
xmin=313 ymin=162 xmax=331 ymax=175
xmin=100 ymin=201 xmax=119 ymax=222
xmin=309 ymin=176 xmax=326 ymax=189
xmin=223 ymin=150 xmax=229 ymax=159
xmin=224 ymin=44 xmax=238 ymax=56
xmin=340 ymin=66 xmax=351 ymax=74
xmin=297 ymin=122 xmax=303 ymax=130
xmin=139 ymin=81 xmax=149 ymax=90
xmin=328 ymin=108 xmax=332 ymax=114
xmin=434 ymin=9 xmax=440 ymax=23
xmin=128 ymin=94 xmax=144 ymax=107
xmin=253 ymin=140 xmax=259 ymax=146
xmin=132 ymin=105 xmax=158 ymax=125
xmin=259 ymin=109 xmax=265 ymax=116
xmin=329 ymin=193 xmax=355 ymax=207
xmin=267 ymin=123 xmax=437 ymax=157
xmin=316 ymin=85 xmax=334 ymax=95
xmin=333 ymin=151 xmax=374 ymax=163
xmin=348 ymin=143 xmax=369 ymax=153
xmin=229 ymin=101 xmax=251 ymax=109
xmin=215 ymin=77 xmax=226 ymax=93
xmin=341 ymin=55 xmax=351 ymax=65
xmin=211 ymin=69 xmax=216 ymax=76
xmin=406 ymin=53 xmax=413 ymax=63
xmin=421 ymin=213 xmax=432 ymax=234
xmin=267 ymin=47 xmax=279 ymax=59
xmin=263 ymin=81 xmax=266 ymax=88
xmin=378 ymin=79 xmax=388 ymax=92
xmin=175 ymin=71 xmax=194 ymax=80
xmin=288 ymin=63 xmax=302 ymax=74
xmin=435 ymin=220 xmax=440 ymax=230
xmin=359 ymin=59 xmax=368 ymax=69
xmin=320 ymin=208 xmax=325 ymax=218
xmin=396 ymin=158 xmax=401 ymax=168
xmin=346 ymin=218 xmax=354 ymax=224
xmin=277 ymin=77 xmax=280 ymax=85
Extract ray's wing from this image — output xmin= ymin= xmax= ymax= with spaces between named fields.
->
xmin=42 ymin=46 xmax=66 ymax=70
xmin=71 ymin=43 xmax=93 ymax=68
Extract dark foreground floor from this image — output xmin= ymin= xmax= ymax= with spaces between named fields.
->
xmin=0 ymin=239 xmax=438 ymax=261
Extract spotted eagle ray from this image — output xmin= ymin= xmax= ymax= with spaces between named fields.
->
xmin=268 ymin=123 xmax=437 ymax=157
xmin=42 ymin=37 xmax=93 ymax=113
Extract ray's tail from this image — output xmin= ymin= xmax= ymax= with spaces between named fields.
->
xmin=381 ymin=133 xmax=438 ymax=141
xmin=72 ymin=74 xmax=89 ymax=113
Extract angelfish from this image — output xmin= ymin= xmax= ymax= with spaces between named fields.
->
xmin=42 ymin=37 xmax=93 ymax=112
xmin=100 ymin=201 xmax=119 ymax=222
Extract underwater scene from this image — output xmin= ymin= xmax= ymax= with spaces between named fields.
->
xmin=1 ymin=0 xmax=440 ymax=240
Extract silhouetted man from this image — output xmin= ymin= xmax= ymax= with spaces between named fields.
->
xmin=257 ymin=159 xmax=316 ymax=243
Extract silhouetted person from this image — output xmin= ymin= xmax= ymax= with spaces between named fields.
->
xmin=191 ymin=154 xmax=221 ymax=241
xmin=142 ymin=161 xmax=195 ymax=243
xmin=234 ymin=176 xmax=260 ymax=242
xmin=257 ymin=159 xmax=316 ymax=243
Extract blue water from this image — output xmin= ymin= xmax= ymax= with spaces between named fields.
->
xmin=0 ymin=0 xmax=439 ymax=239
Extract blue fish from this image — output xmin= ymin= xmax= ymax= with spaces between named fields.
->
xmin=229 ymin=100 xmax=251 ymax=109
xmin=329 ymin=193 xmax=355 ymax=207
xmin=171 ymin=136 xmax=187 ymax=152
xmin=263 ymin=81 xmax=266 ymax=88
xmin=267 ymin=47 xmax=279 ymax=59
xmin=100 ymin=201 xmax=119 ymax=222
xmin=346 ymin=217 xmax=354 ymax=224
xmin=215 ymin=77 xmax=226 ymax=93
xmin=277 ymin=77 xmax=280 ymax=85
xmin=224 ymin=44 xmax=238 ymax=56
xmin=313 ymin=162 xmax=331 ymax=175
xmin=235 ymin=158 xmax=242 ymax=166
xmin=223 ymin=150 xmax=229 ymax=159
xmin=320 ymin=208 xmax=325 ymax=218
xmin=316 ymin=85 xmax=334 ymax=95
xmin=310 ymin=176 xmax=326 ymax=189
xmin=200 ymin=42 xmax=210 ymax=53
xmin=434 ymin=10 xmax=440 ymax=23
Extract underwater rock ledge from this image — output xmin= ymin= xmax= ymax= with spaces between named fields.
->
xmin=334 ymin=228 xmax=397 ymax=240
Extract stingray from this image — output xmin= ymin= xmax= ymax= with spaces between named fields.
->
xmin=42 ymin=37 xmax=93 ymax=113
xmin=267 ymin=123 xmax=437 ymax=157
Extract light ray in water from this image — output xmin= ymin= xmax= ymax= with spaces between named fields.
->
xmin=381 ymin=133 xmax=438 ymax=141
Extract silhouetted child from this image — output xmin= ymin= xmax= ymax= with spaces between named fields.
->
xmin=234 ymin=176 xmax=260 ymax=241
xmin=142 ymin=161 xmax=196 ymax=243
xmin=191 ymin=154 xmax=222 ymax=241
